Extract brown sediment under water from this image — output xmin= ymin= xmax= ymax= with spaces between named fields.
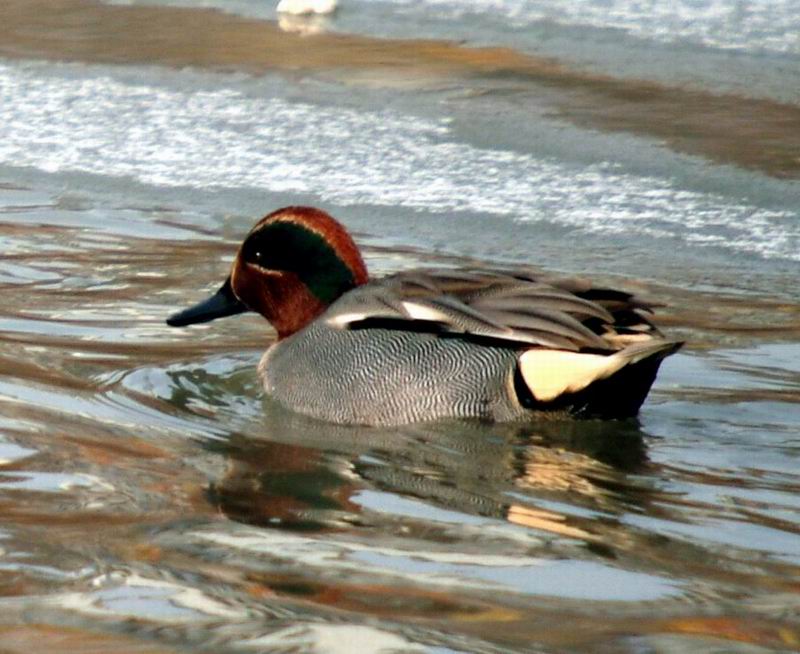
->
xmin=2 ymin=0 xmax=800 ymax=178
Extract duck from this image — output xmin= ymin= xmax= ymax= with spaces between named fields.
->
xmin=167 ymin=206 xmax=682 ymax=426
xmin=276 ymin=0 xmax=338 ymax=15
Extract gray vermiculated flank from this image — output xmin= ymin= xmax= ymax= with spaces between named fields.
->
xmin=260 ymin=319 xmax=526 ymax=426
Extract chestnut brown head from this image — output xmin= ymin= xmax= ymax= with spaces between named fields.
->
xmin=167 ymin=207 xmax=368 ymax=338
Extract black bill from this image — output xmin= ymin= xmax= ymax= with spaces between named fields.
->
xmin=166 ymin=277 xmax=248 ymax=327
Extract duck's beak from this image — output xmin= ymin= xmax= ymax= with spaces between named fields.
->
xmin=166 ymin=277 xmax=249 ymax=327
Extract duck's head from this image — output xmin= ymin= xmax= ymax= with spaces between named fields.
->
xmin=167 ymin=207 xmax=368 ymax=338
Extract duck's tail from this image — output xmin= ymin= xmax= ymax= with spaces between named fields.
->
xmin=517 ymin=339 xmax=683 ymax=418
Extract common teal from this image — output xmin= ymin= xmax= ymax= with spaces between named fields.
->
xmin=167 ymin=207 xmax=682 ymax=425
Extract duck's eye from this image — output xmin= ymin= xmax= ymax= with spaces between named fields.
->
xmin=242 ymin=245 xmax=265 ymax=266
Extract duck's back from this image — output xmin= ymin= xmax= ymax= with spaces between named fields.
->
xmin=260 ymin=319 xmax=525 ymax=425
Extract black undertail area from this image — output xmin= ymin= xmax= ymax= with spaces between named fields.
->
xmin=514 ymin=353 xmax=670 ymax=419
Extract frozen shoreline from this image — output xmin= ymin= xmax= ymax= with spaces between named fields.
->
xmin=2 ymin=0 xmax=800 ymax=179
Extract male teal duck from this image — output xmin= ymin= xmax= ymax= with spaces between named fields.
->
xmin=167 ymin=207 xmax=682 ymax=426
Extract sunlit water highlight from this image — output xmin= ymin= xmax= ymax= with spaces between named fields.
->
xmin=0 ymin=1 xmax=799 ymax=651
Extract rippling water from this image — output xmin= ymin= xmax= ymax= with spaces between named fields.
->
xmin=1 ymin=0 xmax=800 ymax=652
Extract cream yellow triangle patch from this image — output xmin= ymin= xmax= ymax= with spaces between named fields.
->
xmin=519 ymin=350 xmax=627 ymax=402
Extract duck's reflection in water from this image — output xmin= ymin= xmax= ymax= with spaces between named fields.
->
xmin=208 ymin=399 xmax=654 ymax=545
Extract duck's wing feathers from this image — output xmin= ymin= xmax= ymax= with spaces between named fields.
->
xmin=325 ymin=268 xmax=665 ymax=353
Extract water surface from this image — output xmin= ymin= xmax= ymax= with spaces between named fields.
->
xmin=1 ymin=1 xmax=799 ymax=652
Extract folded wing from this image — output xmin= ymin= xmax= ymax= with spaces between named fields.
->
xmin=325 ymin=267 xmax=666 ymax=353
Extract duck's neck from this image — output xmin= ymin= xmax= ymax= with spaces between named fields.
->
xmin=265 ymin=274 xmax=331 ymax=339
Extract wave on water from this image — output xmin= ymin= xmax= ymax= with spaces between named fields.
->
xmin=363 ymin=0 xmax=800 ymax=56
xmin=377 ymin=0 xmax=800 ymax=54
xmin=0 ymin=63 xmax=796 ymax=261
